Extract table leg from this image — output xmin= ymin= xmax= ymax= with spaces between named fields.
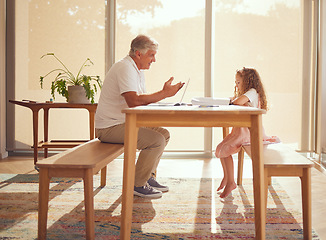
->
xmin=301 ymin=168 xmax=312 ymax=240
xmin=38 ymin=168 xmax=50 ymax=240
xmin=32 ymin=109 xmax=39 ymax=164
xmin=249 ymin=115 xmax=266 ymax=239
xmin=43 ymin=108 xmax=49 ymax=158
xmin=84 ymin=168 xmax=95 ymax=240
xmin=88 ymin=109 xmax=95 ymax=140
xmin=120 ymin=113 xmax=138 ymax=240
xmin=222 ymin=127 xmax=229 ymax=138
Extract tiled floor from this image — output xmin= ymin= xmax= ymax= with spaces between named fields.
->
xmin=1 ymin=153 xmax=325 ymax=238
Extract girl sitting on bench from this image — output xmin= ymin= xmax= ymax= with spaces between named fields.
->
xmin=215 ymin=67 xmax=278 ymax=198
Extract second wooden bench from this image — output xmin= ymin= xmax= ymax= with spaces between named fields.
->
xmin=237 ymin=143 xmax=314 ymax=240
xmin=36 ymin=138 xmax=124 ymax=240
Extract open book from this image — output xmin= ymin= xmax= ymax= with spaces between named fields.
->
xmin=191 ymin=97 xmax=230 ymax=106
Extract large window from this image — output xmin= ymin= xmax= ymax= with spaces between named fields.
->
xmin=13 ymin=0 xmax=105 ymax=150
xmin=213 ymin=0 xmax=302 ymax=148
xmin=116 ymin=0 xmax=206 ymax=151
xmin=115 ymin=0 xmax=303 ymax=151
xmin=10 ymin=0 xmax=303 ymax=153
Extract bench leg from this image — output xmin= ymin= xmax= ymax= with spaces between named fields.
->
xmin=264 ymin=169 xmax=269 ymax=210
xmin=100 ymin=166 xmax=107 ymax=187
xmin=38 ymin=168 xmax=50 ymax=240
xmin=237 ymin=146 xmax=272 ymax=187
xmin=267 ymin=176 xmax=272 ymax=186
xmin=84 ymin=168 xmax=95 ymax=240
xmin=237 ymin=147 xmax=244 ymax=185
xmin=301 ymin=168 xmax=312 ymax=240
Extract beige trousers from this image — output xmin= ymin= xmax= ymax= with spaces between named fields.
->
xmin=95 ymin=124 xmax=170 ymax=187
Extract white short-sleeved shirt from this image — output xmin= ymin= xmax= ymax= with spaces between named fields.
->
xmin=244 ymin=88 xmax=259 ymax=108
xmin=95 ymin=56 xmax=146 ymax=128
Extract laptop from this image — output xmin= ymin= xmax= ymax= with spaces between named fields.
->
xmin=174 ymin=78 xmax=190 ymax=106
xmin=150 ymin=78 xmax=190 ymax=106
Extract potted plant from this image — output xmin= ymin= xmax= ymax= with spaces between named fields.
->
xmin=39 ymin=53 xmax=102 ymax=104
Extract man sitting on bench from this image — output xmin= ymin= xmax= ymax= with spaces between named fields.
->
xmin=95 ymin=35 xmax=184 ymax=198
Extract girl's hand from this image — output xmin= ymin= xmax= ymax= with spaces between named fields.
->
xmin=231 ymin=95 xmax=250 ymax=106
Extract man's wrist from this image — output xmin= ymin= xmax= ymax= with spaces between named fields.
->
xmin=158 ymin=89 xmax=168 ymax=99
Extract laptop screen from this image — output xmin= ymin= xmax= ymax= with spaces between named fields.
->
xmin=177 ymin=78 xmax=190 ymax=104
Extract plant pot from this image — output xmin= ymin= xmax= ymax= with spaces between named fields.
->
xmin=68 ymin=86 xmax=90 ymax=104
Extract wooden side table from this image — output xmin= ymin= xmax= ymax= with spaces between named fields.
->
xmin=9 ymin=100 xmax=98 ymax=164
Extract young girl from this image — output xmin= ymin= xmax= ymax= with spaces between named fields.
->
xmin=215 ymin=67 xmax=276 ymax=198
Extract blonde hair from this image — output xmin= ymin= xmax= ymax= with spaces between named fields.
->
xmin=234 ymin=67 xmax=268 ymax=110
xmin=129 ymin=35 xmax=158 ymax=57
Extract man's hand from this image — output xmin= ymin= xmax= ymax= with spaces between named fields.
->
xmin=162 ymin=77 xmax=185 ymax=98
xmin=122 ymin=77 xmax=184 ymax=108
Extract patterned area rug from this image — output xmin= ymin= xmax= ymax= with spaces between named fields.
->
xmin=0 ymin=174 xmax=320 ymax=239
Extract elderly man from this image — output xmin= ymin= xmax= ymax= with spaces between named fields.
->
xmin=95 ymin=35 xmax=184 ymax=198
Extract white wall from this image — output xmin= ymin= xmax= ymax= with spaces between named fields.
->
xmin=0 ymin=0 xmax=8 ymax=159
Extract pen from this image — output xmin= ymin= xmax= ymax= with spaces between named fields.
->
xmin=198 ymin=105 xmax=219 ymax=108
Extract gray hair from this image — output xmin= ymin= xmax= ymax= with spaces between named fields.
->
xmin=129 ymin=35 xmax=158 ymax=57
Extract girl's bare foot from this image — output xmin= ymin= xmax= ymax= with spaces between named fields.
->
xmin=217 ymin=178 xmax=227 ymax=192
xmin=219 ymin=182 xmax=237 ymax=198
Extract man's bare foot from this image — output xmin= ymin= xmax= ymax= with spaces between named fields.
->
xmin=219 ymin=182 xmax=237 ymax=198
xmin=217 ymin=178 xmax=227 ymax=192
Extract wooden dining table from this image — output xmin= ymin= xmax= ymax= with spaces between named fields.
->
xmin=120 ymin=104 xmax=267 ymax=239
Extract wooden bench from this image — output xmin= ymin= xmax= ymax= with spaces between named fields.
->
xmin=36 ymin=138 xmax=124 ymax=240
xmin=237 ymin=143 xmax=314 ymax=240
